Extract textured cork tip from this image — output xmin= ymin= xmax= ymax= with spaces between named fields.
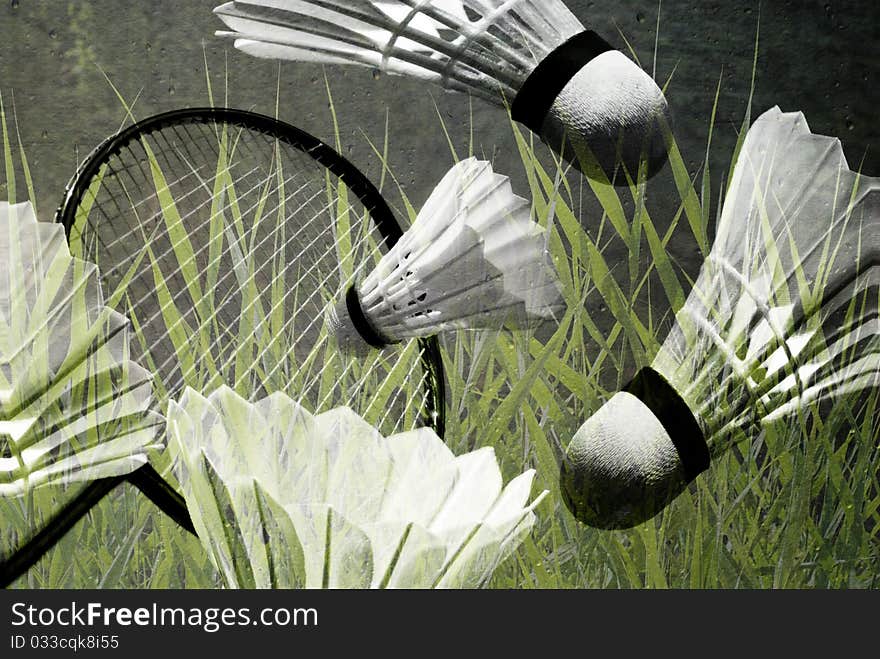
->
xmin=325 ymin=296 xmax=376 ymax=358
xmin=542 ymin=50 xmax=672 ymax=184
xmin=560 ymin=391 xmax=689 ymax=529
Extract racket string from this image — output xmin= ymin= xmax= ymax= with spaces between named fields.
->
xmin=158 ymin=190 xmax=369 ymax=394
xmin=235 ymin=222 xmax=390 ymax=398
xmin=71 ymin=114 xmax=437 ymax=434
xmin=129 ymin=163 xmax=380 ymax=392
xmin=93 ymin=143 xmax=333 ymax=367
xmin=109 ymin=169 xmax=327 ymax=350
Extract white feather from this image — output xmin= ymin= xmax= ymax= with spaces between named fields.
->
xmin=214 ymin=0 xmax=582 ymax=99
xmin=168 ymin=385 xmax=547 ymax=588
xmin=0 ymin=202 xmax=163 ymax=496
xmin=655 ymin=106 xmax=879 ymax=434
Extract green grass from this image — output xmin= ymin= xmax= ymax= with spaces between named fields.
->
xmin=1 ymin=56 xmax=878 ymax=589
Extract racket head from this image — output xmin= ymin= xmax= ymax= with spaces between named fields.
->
xmin=55 ymin=107 xmax=445 ymax=437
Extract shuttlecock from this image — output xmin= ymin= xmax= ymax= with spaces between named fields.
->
xmin=0 ymin=202 xmax=163 ymax=496
xmin=326 ymin=157 xmax=565 ymax=355
xmin=167 ymin=385 xmax=547 ymax=588
xmin=213 ymin=0 xmax=672 ymax=182
xmin=560 ymin=106 xmax=879 ymax=529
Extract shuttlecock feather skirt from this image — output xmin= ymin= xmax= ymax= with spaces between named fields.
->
xmin=1 ymin=201 xmax=163 ymax=496
xmin=335 ymin=224 xmax=551 ymax=340
xmin=168 ymin=386 xmax=547 ymax=588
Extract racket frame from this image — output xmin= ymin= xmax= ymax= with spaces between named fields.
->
xmin=0 ymin=107 xmax=448 ymax=586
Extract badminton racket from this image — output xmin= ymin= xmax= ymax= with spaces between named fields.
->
xmin=1 ymin=107 xmax=446 ymax=586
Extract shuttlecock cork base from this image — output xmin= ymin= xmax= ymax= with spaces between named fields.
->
xmin=327 ymin=285 xmax=395 ymax=357
xmin=511 ymin=30 xmax=671 ymax=183
xmin=561 ymin=368 xmax=709 ymax=529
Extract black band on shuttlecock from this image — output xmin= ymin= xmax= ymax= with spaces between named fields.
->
xmin=511 ymin=30 xmax=615 ymax=134
xmin=345 ymin=285 xmax=390 ymax=349
xmin=624 ymin=367 xmax=710 ymax=482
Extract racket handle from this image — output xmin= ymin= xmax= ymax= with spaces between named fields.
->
xmin=0 ymin=466 xmax=194 ymax=587
xmin=127 ymin=465 xmax=195 ymax=535
xmin=0 ymin=477 xmax=121 ymax=587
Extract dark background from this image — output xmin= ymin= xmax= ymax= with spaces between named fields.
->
xmin=1 ymin=0 xmax=877 ymax=268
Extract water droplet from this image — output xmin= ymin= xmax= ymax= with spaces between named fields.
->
xmin=636 ymin=12 xmax=645 ymax=23
xmin=145 ymin=42 xmax=152 ymax=51
xmin=41 ymin=130 xmax=48 ymax=139
xmin=846 ymin=118 xmax=854 ymax=130
xmin=11 ymin=0 xmax=20 ymax=8
xmin=371 ymin=69 xmax=381 ymax=80
xmin=49 ymin=29 xmax=57 ymax=39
